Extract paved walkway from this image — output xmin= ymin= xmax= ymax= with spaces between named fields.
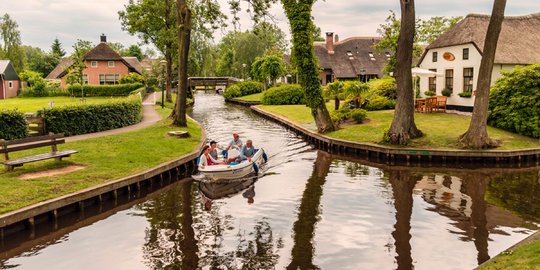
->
xmin=66 ymin=92 xmax=162 ymax=142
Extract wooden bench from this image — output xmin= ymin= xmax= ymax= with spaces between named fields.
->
xmin=0 ymin=134 xmax=78 ymax=171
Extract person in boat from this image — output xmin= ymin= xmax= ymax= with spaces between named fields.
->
xmin=226 ymin=133 xmax=243 ymax=150
xmin=209 ymin=140 xmax=219 ymax=160
xmin=239 ymin=139 xmax=257 ymax=161
xmin=199 ymin=145 xmax=221 ymax=168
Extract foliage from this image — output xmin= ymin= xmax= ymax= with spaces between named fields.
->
xmin=51 ymin=37 xmax=66 ymax=58
xmin=343 ymin=81 xmax=369 ymax=100
xmin=223 ymin=84 xmax=242 ymax=100
xmin=365 ymin=95 xmax=396 ymax=111
xmin=424 ymin=90 xmax=436 ymax=96
xmin=326 ymin=80 xmax=344 ymax=99
xmin=66 ymin=40 xmax=88 ymax=96
xmin=124 ymin=44 xmax=144 ymax=61
xmin=70 ymin=39 xmax=94 ymax=57
xmin=367 ymin=77 xmax=397 ymax=99
xmin=119 ymin=72 xmax=146 ymax=84
xmin=0 ymin=13 xmax=26 ymax=71
xmin=251 ymin=53 xmax=287 ymax=86
xmin=261 ymin=84 xmax=305 ymax=105
xmin=38 ymin=96 xmax=143 ymax=136
xmin=350 ymin=109 xmax=367 ymax=123
xmin=23 ymin=45 xmax=60 ymax=77
xmin=0 ymin=109 xmax=28 ymax=140
xmin=441 ymin=88 xmax=452 ymax=97
xmin=330 ymin=107 xmax=367 ymax=125
xmin=66 ymin=83 xmax=144 ymax=97
xmin=417 ymin=16 xmax=463 ymax=43
xmin=488 ymin=64 xmax=540 ymax=138
xmin=19 ymin=70 xmax=47 ymax=97
xmin=458 ymin=92 xmax=472 ymax=98
xmin=224 ymin=81 xmax=265 ymax=100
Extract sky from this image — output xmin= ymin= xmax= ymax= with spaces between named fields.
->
xmin=1 ymin=0 xmax=540 ymax=53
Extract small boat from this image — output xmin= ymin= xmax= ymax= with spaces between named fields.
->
xmin=197 ymin=148 xmax=266 ymax=181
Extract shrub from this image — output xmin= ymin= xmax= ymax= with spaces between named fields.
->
xmin=424 ymin=90 xmax=436 ymax=96
xmin=261 ymin=84 xmax=305 ymax=105
xmin=488 ymin=64 xmax=540 ymax=138
xmin=331 ymin=107 xmax=367 ymax=125
xmin=38 ymin=96 xmax=143 ymax=136
xmin=223 ymin=84 xmax=242 ymax=100
xmin=119 ymin=72 xmax=146 ymax=84
xmin=0 ymin=110 xmax=28 ymax=140
xmin=458 ymin=92 xmax=472 ymax=98
xmin=66 ymin=83 xmax=144 ymax=97
xmin=365 ymin=95 xmax=396 ymax=111
xmin=237 ymin=81 xmax=264 ymax=96
xmin=350 ymin=109 xmax=367 ymax=123
xmin=441 ymin=88 xmax=452 ymax=97
xmin=368 ymin=77 xmax=397 ymax=99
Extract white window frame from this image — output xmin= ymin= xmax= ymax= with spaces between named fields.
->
xmin=91 ymin=61 xmax=98 ymax=68
xmin=108 ymin=61 xmax=115 ymax=68
xmin=8 ymin=81 xmax=13 ymax=89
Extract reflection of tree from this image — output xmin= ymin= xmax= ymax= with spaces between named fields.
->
xmin=141 ymin=181 xmax=199 ymax=269
xmin=234 ymin=219 xmax=284 ymax=269
xmin=462 ymin=174 xmax=490 ymax=265
xmin=388 ymin=170 xmax=421 ymax=270
xmin=486 ymin=170 xmax=540 ymax=223
xmin=287 ymin=151 xmax=332 ymax=270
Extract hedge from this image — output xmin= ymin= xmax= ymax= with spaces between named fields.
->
xmin=488 ymin=64 xmax=540 ymax=138
xmin=223 ymin=81 xmax=264 ymax=100
xmin=0 ymin=110 xmax=28 ymax=140
xmin=261 ymin=84 xmax=306 ymax=105
xmin=365 ymin=95 xmax=396 ymax=111
xmin=67 ymin=83 xmax=144 ymax=97
xmin=38 ymin=96 xmax=143 ymax=136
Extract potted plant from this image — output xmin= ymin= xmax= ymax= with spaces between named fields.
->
xmin=458 ymin=91 xmax=472 ymax=98
xmin=424 ymin=90 xmax=436 ymax=97
xmin=441 ymin=88 xmax=452 ymax=97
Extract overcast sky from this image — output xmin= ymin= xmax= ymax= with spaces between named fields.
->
xmin=1 ymin=0 xmax=539 ymax=53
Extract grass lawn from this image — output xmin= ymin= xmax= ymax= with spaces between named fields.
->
xmin=478 ymin=235 xmax=540 ymax=269
xmin=0 ymin=107 xmax=202 ymax=214
xmin=0 ymin=96 xmax=132 ymax=113
xmin=235 ymin=93 xmax=263 ymax=102
xmin=257 ymin=104 xmax=540 ymax=150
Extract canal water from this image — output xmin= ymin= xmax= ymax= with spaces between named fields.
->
xmin=1 ymin=94 xmax=539 ymax=269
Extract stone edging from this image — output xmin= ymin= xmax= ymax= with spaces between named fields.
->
xmin=226 ymin=99 xmax=261 ymax=107
xmin=0 ymin=116 xmax=206 ymax=233
xmin=251 ymin=106 xmax=540 ymax=166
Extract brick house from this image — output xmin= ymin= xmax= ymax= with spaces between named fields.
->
xmin=0 ymin=60 xmax=21 ymax=99
xmin=46 ymin=35 xmax=142 ymax=88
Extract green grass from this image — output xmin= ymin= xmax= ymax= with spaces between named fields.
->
xmin=156 ymin=93 xmax=193 ymax=109
xmin=235 ymin=93 xmax=263 ymax=102
xmin=0 ymin=96 xmax=133 ymax=113
xmin=0 ymin=108 xmax=202 ymax=214
xmin=257 ymin=104 xmax=540 ymax=150
xmin=478 ymin=236 xmax=540 ymax=269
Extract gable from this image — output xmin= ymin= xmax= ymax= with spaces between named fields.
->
xmin=0 ymin=61 xmax=19 ymax=80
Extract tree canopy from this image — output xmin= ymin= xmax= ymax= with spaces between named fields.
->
xmin=51 ymin=37 xmax=66 ymax=58
xmin=0 ymin=13 xmax=25 ymax=71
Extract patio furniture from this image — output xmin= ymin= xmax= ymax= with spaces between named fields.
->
xmin=435 ymin=96 xmax=447 ymax=112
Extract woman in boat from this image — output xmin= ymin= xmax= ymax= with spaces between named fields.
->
xmin=199 ymin=145 xmax=221 ymax=168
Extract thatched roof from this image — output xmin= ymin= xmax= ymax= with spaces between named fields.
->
xmin=45 ymin=58 xmax=74 ymax=80
xmin=421 ymin=13 xmax=540 ymax=65
xmin=84 ymin=42 xmax=124 ymax=61
xmin=123 ymin=57 xmax=143 ymax=74
xmin=314 ymin=37 xmax=391 ymax=78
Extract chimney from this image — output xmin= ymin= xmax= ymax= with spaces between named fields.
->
xmin=100 ymin=34 xmax=107 ymax=43
xmin=326 ymin=32 xmax=335 ymax=54
xmin=334 ymin=34 xmax=339 ymax=43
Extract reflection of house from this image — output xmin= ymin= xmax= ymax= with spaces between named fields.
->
xmin=46 ymin=34 xmax=143 ymax=88
xmin=418 ymin=13 xmax=540 ymax=112
xmin=315 ymin=32 xmax=391 ymax=86
xmin=0 ymin=60 xmax=20 ymax=99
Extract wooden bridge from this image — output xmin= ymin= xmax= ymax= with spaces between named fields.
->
xmin=188 ymin=77 xmax=241 ymax=92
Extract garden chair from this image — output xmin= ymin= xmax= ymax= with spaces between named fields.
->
xmin=435 ymin=96 xmax=447 ymax=112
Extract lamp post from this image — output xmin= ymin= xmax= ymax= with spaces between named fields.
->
xmin=242 ymin=63 xmax=247 ymax=80
xmin=160 ymin=60 xmax=167 ymax=109
xmin=360 ymin=69 xmax=366 ymax=83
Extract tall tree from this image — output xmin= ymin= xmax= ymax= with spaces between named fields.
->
xmin=0 ymin=13 xmax=25 ymax=71
xmin=281 ymin=0 xmax=335 ymax=133
xmin=23 ymin=45 xmax=59 ymax=77
xmin=51 ymin=37 xmax=66 ymax=58
xmin=417 ymin=16 xmax=462 ymax=44
xmin=385 ymin=0 xmax=423 ymax=145
xmin=125 ymin=44 xmax=144 ymax=61
xmin=171 ymin=0 xmax=192 ymax=127
xmin=459 ymin=0 xmax=506 ymax=149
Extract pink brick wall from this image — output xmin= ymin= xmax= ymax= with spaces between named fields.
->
xmin=0 ymin=79 xmax=20 ymax=99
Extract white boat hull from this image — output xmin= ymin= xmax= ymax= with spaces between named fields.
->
xmin=198 ymin=149 xmax=265 ymax=181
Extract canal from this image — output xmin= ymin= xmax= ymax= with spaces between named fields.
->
xmin=1 ymin=94 xmax=539 ymax=269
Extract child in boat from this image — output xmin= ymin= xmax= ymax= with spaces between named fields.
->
xmin=199 ymin=145 xmax=221 ymax=168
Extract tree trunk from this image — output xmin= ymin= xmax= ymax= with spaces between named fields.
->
xmin=385 ymin=0 xmax=423 ymax=145
xmin=171 ymin=0 xmax=191 ymax=127
xmin=282 ymin=1 xmax=335 ymax=133
xmin=164 ymin=0 xmax=173 ymax=103
xmin=459 ymin=0 xmax=506 ymax=149
xmin=334 ymin=97 xmax=340 ymax=111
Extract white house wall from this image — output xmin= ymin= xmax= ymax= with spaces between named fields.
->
xmin=419 ymin=44 xmax=516 ymax=109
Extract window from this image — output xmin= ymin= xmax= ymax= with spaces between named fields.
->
xmin=82 ymin=75 xmax=89 ymax=85
xmin=463 ymin=68 xmax=474 ymax=92
xmin=432 ymin=51 xmax=438 ymax=62
xmin=91 ymin=61 xmax=98 ymax=67
xmin=428 ymin=69 xmax=437 ymax=91
xmin=8 ymin=81 xmax=13 ymax=88
xmin=445 ymin=69 xmax=454 ymax=92
xmin=463 ymin=48 xmax=469 ymax=60
xmin=99 ymin=74 xmax=120 ymax=85
xmin=108 ymin=61 xmax=115 ymax=68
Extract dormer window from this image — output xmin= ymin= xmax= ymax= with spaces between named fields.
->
xmin=91 ymin=61 xmax=98 ymax=67
xmin=108 ymin=61 xmax=115 ymax=68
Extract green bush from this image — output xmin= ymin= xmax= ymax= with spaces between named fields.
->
xmin=261 ymin=84 xmax=305 ymax=105
xmin=237 ymin=81 xmax=264 ymax=96
xmin=0 ymin=110 xmax=28 ymax=140
xmin=130 ymin=87 xmax=147 ymax=99
xmin=458 ymin=92 xmax=472 ymax=98
xmin=365 ymin=95 xmax=396 ymax=111
xmin=119 ymin=72 xmax=146 ymax=84
xmin=350 ymin=109 xmax=367 ymax=123
xmin=223 ymin=84 xmax=242 ymax=100
xmin=424 ymin=90 xmax=436 ymax=96
xmin=488 ymin=64 xmax=540 ymax=138
xmin=331 ymin=107 xmax=367 ymax=125
xmin=441 ymin=88 xmax=452 ymax=97
xmin=368 ymin=77 xmax=397 ymax=99
xmin=67 ymin=83 xmax=143 ymax=97
xmin=38 ymin=96 xmax=143 ymax=136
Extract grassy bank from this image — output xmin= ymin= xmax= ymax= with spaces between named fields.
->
xmin=257 ymin=104 xmax=540 ymax=150
xmin=0 ymin=108 xmax=202 ymax=214
xmin=0 ymin=96 xmax=133 ymax=113
xmin=478 ymin=233 xmax=540 ymax=269
xmin=235 ymin=93 xmax=263 ymax=102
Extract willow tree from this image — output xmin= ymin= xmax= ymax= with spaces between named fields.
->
xmin=459 ymin=0 xmax=507 ymax=149
xmin=281 ymin=0 xmax=335 ymax=133
xmin=385 ymin=0 xmax=422 ymax=145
